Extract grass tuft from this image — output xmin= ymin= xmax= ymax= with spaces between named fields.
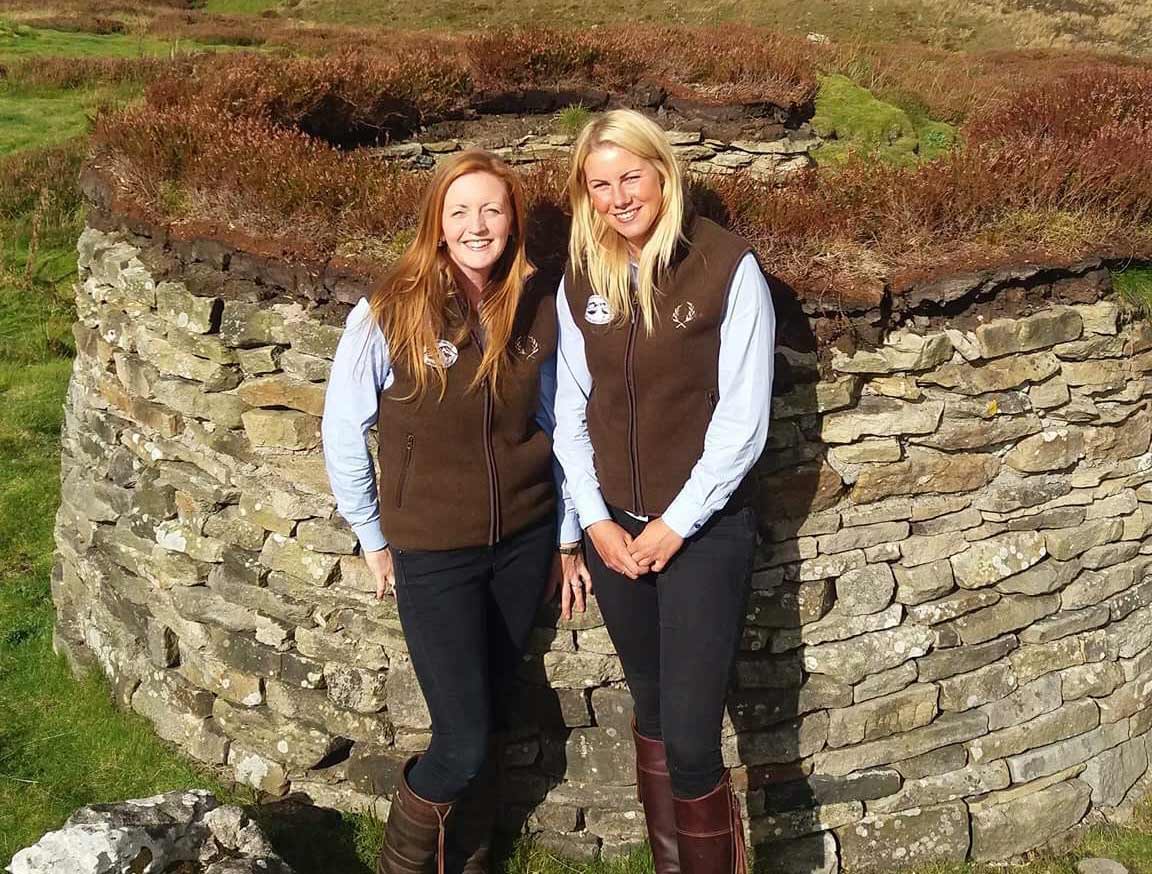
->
xmin=1113 ymin=265 xmax=1152 ymax=317
xmin=555 ymin=104 xmax=593 ymax=137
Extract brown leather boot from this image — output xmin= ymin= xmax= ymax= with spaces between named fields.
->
xmin=633 ymin=722 xmax=681 ymax=874
xmin=673 ymin=771 xmax=748 ymax=874
xmin=443 ymin=754 xmax=498 ymax=874
xmin=377 ymin=757 xmax=454 ymax=874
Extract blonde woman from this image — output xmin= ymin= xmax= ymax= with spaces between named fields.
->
xmin=322 ymin=150 xmax=589 ymax=874
xmin=554 ymin=110 xmax=776 ymax=874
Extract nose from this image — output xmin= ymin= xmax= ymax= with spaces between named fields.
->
xmin=610 ymin=183 xmax=631 ymax=210
xmin=468 ymin=209 xmax=488 ymax=236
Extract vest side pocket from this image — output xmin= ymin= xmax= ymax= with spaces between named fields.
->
xmin=395 ymin=434 xmax=415 ymax=508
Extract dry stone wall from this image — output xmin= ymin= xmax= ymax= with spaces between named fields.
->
xmin=370 ymin=126 xmax=820 ymax=179
xmin=53 ymin=220 xmax=1152 ymax=871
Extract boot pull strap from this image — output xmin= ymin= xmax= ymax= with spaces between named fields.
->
xmin=436 ymin=805 xmax=449 ymax=874
xmin=728 ymin=787 xmax=747 ymax=874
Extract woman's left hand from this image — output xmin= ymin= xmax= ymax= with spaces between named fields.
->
xmin=629 ymin=518 xmax=684 ymax=573
xmin=553 ymin=548 xmax=593 ymax=621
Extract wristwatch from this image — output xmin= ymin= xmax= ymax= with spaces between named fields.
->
xmin=558 ymin=542 xmax=582 ymax=556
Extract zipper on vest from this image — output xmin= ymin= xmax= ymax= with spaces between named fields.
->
xmin=482 ymin=381 xmax=501 ymax=545
xmin=469 ymin=324 xmax=501 ymax=545
xmin=625 ymin=312 xmax=643 ymax=515
xmin=395 ymin=434 xmax=415 ymax=508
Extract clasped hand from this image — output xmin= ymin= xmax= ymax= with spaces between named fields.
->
xmin=586 ymin=517 xmax=683 ymax=580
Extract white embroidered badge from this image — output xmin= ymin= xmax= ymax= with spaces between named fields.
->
xmin=514 ymin=335 xmax=540 ymax=359
xmin=423 ymin=340 xmax=459 ymax=368
xmin=584 ymin=294 xmax=613 ymax=325
xmin=672 ymin=301 xmax=697 ymax=329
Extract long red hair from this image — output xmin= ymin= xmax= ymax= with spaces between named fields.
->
xmin=369 ymin=150 xmax=534 ymax=400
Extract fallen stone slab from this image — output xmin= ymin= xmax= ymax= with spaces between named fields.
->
xmin=7 ymin=790 xmax=293 ymax=874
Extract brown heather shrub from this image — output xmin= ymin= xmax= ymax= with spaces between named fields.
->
xmin=826 ymin=43 xmax=1152 ymax=125
xmin=462 ymin=26 xmax=818 ymax=107
xmin=965 ymin=63 xmax=1152 ymax=145
xmin=0 ymin=139 xmax=85 ymax=220
xmin=146 ymin=11 xmax=270 ymax=46
xmin=136 ymin=25 xmax=818 ymax=116
xmin=604 ymin=26 xmax=819 ymax=107
xmin=465 ymin=29 xmax=602 ymax=90
xmin=92 ymin=102 xmax=428 ymax=245
xmin=3 ymin=0 xmax=198 ymax=15
xmin=18 ymin=15 xmax=127 ymax=34
xmin=3 ymin=55 xmax=181 ymax=90
xmin=87 ymin=29 xmax=1152 ymax=301
xmin=144 ymin=10 xmax=445 ymax=55
xmin=145 ymin=50 xmax=472 ymax=145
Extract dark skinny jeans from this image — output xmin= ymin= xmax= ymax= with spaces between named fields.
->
xmin=392 ymin=517 xmax=555 ymax=803
xmin=587 ymin=502 xmax=757 ymax=799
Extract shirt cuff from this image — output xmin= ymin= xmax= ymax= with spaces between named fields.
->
xmin=574 ymin=490 xmax=612 ymax=531
xmin=660 ymin=496 xmax=704 ymax=540
xmin=353 ymin=521 xmax=388 ymax=553
xmin=559 ymin=512 xmax=584 ymax=546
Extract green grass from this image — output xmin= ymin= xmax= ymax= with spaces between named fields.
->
xmin=810 ymin=73 xmax=958 ymax=164
xmin=0 ymin=20 xmax=177 ymax=60
xmin=0 ymin=85 xmax=141 ymax=157
xmin=0 ymin=193 xmax=241 ymax=862
xmin=204 ymin=0 xmax=284 ymax=12
xmin=0 ymin=4 xmax=1146 ymax=871
xmin=1114 ymin=266 xmax=1152 ymax=317
xmin=555 ymin=104 xmax=593 ymax=138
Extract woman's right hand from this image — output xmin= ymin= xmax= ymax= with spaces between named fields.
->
xmin=586 ymin=520 xmax=644 ymax=580
xmin=364 ymin=547 xmax=396 ymax=600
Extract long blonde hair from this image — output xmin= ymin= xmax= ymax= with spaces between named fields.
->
xmin=567 ymin=109 xmax=687 ymax=334
xmin=370 ymin=150 xmax=533 ymax=400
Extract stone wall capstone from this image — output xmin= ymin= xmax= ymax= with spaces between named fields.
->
xmin=53 ymin=218 xmax=1152 ymax=870
xmin=369 ymin=127 xmax=820 ymax=180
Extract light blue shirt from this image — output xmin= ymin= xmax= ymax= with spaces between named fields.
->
xmin=322 ymin=298 xmax=582 ymax=552
xmin=553 ymin=251 xmax=776 ymax=539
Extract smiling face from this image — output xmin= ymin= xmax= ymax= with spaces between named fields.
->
xmin=582 ymin=144 xmax=664 ymax=255
xmin=441 ymin=170 xmax=513 ymax=289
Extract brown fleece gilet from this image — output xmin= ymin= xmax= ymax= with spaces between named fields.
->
xmin=564 ymin=216 xmax=751 ymax=516
xmin=376 ymin=281 xmax=557 ymax=551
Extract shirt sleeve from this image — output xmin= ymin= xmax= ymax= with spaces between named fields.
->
xmin=553 ymin=278 xmax=612 ymax=530
xmin=321 ymin=298 xmax=393 ymax=552
xmin=660 ymin=252 xmax=776 ymax=539
xmin=535 ymin=350 xmax=584 ymax=545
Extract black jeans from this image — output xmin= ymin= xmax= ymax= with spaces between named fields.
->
xmin=392 ymin=517 xmax=555 ymax=803
xmin=588 ymin=503 xmax=757 ymax=799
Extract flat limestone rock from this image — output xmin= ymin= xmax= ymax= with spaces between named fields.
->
xmin=8 ymin=790 xmax=292 ymax=874
xmin=1078 ymin=859 xmax=1130 ymax=874
xmin=970 ymin=779 xmax=1090 ymax=861
xmin=835 ymin=802 xmax=970 ymax=871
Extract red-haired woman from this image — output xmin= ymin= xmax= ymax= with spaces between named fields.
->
xmin=323 ymin=150 xmax=589 ymax=874
xmin=555 ymin=110 xmax=776 ymax=874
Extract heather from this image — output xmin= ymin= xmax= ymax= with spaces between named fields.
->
xmin=86 ymin=28 xmax=1152 ymax=305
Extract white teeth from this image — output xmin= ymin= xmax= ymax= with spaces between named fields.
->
xmin=615 ymin=209 xmax=638 ymax=222
xmin=464 ymin=240 xmax=491 ymax=250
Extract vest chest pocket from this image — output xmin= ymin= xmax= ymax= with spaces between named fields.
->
xmin=395 ymin=434 xmax=415 ymax=508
